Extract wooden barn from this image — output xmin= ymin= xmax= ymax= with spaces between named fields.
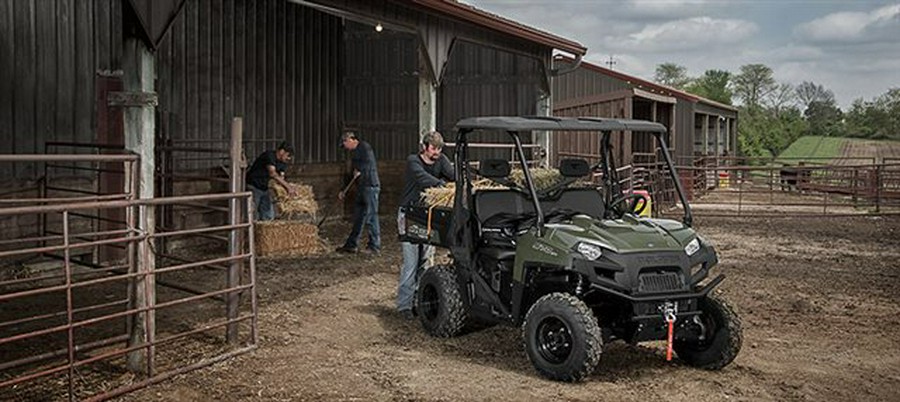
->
xmin=552 ymin=55 xmax=738 ymax=167
xmin=0 ymin=1 xmax=587 ymax=399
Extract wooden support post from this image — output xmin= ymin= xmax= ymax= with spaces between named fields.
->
xmin=418 ymin=58 xmax=436 ymax=136
xmin=227 ymin=118 xmax=244 ymax=344
xmin=703 ymin=114 xmax=710 ymax=156
xmin=534 ymin=92 xmax=551 ymax=167
xmin=123 ymin=37 xmax=156 ymax=374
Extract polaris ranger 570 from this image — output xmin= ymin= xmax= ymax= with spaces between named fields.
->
xmin=400 ymin=116 xmax=741 ymax=382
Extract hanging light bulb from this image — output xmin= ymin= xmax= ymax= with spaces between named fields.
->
xmin=375 ymin=23 xmax=383 ymax=32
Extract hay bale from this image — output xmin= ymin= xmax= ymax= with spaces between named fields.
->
xmin=510 ymin=168 xmax=562 ymax=190
xmin=419 ymin=169 xmax=564 ymax=208
xmin=255 ymin=220 xmax=325 ymax=257
xmin=269 ymin=180 xmax=319 ymax=220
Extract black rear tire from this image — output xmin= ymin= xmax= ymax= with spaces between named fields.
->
xmin=674 ymin=294 xmax=743 ymax=370
xmin=416 ymin=265 xmax=468 ymax=338
xmin=523 ymin=293 xmax=603 ymax=382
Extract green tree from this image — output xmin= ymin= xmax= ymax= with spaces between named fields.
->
xmin=804 ymin=100 xmax=845 ymax=137
xmin=654 ymin=63 xmax=690 ymax=89
xmin=795 ymin=81 xmax=835 ymax=112
xmin=738 ymin=105 xmax=807 ymax=158
xmin=685 ymin=70 xmax=732 ymax=104
xmin=765 ymin=83 xmax=796 ymax=117
xmin=845 ymin=88 xmax=900 ymax=140
xmin=732 ymin=64 xmax=776 ymax=108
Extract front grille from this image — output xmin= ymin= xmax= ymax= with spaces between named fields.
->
xmin=638 ymin=271 xmax=684 ymax=293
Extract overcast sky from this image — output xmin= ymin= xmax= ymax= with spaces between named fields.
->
xmin=464 ymin=0 xmax=900 ymax=109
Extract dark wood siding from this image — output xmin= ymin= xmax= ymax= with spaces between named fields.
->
xmin=439 ymin=40 xmax=545 ymax=160
xmin=342 ymin=21 xmax=419 ymax=161
xmin=156 ymin=0 xmax=343 ymax=165
xmin=0 ymin=0 xmax=122 ymax=179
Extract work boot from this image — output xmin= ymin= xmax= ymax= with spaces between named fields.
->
xmin=335 ymin=246 xmax=358 ymax=254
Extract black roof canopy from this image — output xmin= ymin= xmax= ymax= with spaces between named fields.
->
xmin=455 ymin=116 xmax=668 ymax=133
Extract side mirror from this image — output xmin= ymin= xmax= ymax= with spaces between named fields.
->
xmin=559 ymin=158 xmax=590 ymax=178
xmin=479 ymin=159 xmax=511 ymax=178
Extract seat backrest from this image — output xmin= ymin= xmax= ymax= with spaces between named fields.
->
xmin=474 ymin=190 xmax=535 ymax=227
xmin=542 ymin=188 xmax=605 ymax=220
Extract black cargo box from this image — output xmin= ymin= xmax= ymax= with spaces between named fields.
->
xmin=398 ymin=205 xmax=453 ymax=247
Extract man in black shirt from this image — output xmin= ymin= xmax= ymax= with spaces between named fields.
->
xmin=396 ymin=131 xmax=454 ymax=319
xmin=245 ymin=142 xmax=296 ymax=221
xmin=336 ymin=131 xmax=381 ymax=254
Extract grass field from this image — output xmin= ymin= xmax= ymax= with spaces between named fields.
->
xmin=777 ymin=136 xmax=900 ymax=164
xmin=777 ymin=136 xmax=847 ymax=163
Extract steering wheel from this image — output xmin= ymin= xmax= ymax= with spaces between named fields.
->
xmin=609 ymin=193 xmax=649 ymax=217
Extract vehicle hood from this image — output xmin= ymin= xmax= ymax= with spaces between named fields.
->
xmin=543 ymin=214 xmax=696 ymax=254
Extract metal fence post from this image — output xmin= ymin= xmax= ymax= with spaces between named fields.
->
xmin=227 ymin=118 xmax=244 ymax=344
xmin=875 ymin=164 xmax=882 ymax=213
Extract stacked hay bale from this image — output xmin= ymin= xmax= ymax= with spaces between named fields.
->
xmin=254 ymin=180 xmax=326 ymax=257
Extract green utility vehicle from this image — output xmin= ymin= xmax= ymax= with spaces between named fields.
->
xmin=400 ymin=116 xmax=741 ymax=382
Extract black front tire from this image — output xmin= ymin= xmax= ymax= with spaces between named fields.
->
xmin=674 ymin=294 xmax=743 ymax=370
xmin=523 ymin=293 xmax=603 ymax=382
xmin=416 ymin=265 xmax=468 ymax=338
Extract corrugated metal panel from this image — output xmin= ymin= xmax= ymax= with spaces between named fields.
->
xmin=674 ymin=101 xmax=695 ymax=164
xmin=307 ymin=0 xmax=549 ymax=87
xmin=0 ymin=0 xmax=122 ymax=179
xmin=156 ymin=0 xmax=344 ymax=165
xmin=553 ymin=58 xmax=722 ymax=166
xmin=553 ymin=97 xmax=630 ymax=167
xmin=552 ymin=61 xmax=631 ymax=103
xmin=342 ymin=21 xmax=419 ymax=161
xmin=439 ymin=40 xmax=544 ymax=161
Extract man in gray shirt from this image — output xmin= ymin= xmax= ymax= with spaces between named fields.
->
xmin=397 ymin=131 xmax=454 ymax=319
xmin=337 ymin=131 xmax=381 ymax=254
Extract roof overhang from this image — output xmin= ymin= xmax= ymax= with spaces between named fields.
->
xmin=456 ymin=116 xmax=668 ymax=133
xmin=412 ymin=0 xmax=587 ymax=57
xmin=554 ymin=55 xmax=739 ymax=113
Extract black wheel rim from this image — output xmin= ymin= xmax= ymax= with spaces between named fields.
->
xmin=535 ymin=316 xmax=573 ymax=364
xmin=420 ymin=283 xmax=440 ymax=321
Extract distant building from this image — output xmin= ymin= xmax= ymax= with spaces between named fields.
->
xmin=552 ymin=56 xmax=738 ymax=167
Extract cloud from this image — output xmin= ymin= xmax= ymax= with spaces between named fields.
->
xmin=604 ymin=17 xmax=758 ymax=53
xmin=794 ymin=4 xmax=900 ymax=44
xmin=623 ymin=0 xmax=714 ymax=19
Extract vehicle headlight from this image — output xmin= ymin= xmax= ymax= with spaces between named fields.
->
xmin=575 ymin=242 xmax=603 ymax=261
xmin=684 ymin=238 xmax=701 ymax=256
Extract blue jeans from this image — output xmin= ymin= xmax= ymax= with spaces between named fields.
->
xmin=397 ymin=208 xmax=433 ymax=312
xmin=343 ymin=185 xmax=381 ymax=251
xmin=250 ymin=185 xmax=275 ymax=221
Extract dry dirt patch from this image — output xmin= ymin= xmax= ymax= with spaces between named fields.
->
xmin=112 ymin=216 xmax=900 ymax=402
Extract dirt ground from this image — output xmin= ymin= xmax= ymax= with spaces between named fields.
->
xmin=113 ymin=214 xmax=900 ymax=402
xmin=840 ymin=139 xmax=900 ymax=163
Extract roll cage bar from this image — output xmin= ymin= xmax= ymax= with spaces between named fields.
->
xmin=452 ymin=116 xmax=693 ymax=237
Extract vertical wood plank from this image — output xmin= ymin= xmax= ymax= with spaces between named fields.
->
xmin=265 ymin=0 xmax=275 ymax=147
xmin=187 ymin=0 xmax=198 ymax=142
xmin=0 ymin=0 xmax=16 ymax=176
xmin=13 ymin=0 xmax=37 ymax=176
xmin=235 ymin=0 xmax=245 ymax=126
xmin=287 ymin=3 xmax=296 ymax=154
xmin=223 ymin=0 xmax=233 ymax=128
xmin=247 ymin=0 xmax=258 ymax=155
xmin=56 ymin=0 xmax=76 ymax=145
xmin=198 ymin=0 xmax=209 ymax=146
xmin=74 ymin=0 xmax=93 ymax=146
xmin=110 ymin=0 xmax=122 ymax=67
xmin=36 ymin=0 xmax=56 ymax=149
xmin=93 ymin=0 xmax=111 ymax=70
xmin=276 ymin=0 xmax=285 ymax=147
